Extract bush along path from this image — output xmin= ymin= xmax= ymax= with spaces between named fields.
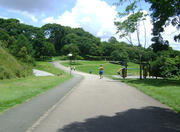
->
xmin=29 ymin=61 xmax=180 ymax=132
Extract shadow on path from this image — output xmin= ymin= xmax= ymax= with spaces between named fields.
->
xmin=58 ymin=106 xmax=180 ymax=132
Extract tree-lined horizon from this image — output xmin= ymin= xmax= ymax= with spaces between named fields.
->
xmin=0 ymin=0 xmax=180 ymax=80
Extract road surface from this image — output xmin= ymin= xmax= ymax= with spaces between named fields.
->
xmin=0 ymin=62 xmax=82 ymax=132
xmin=28 ymin=61 xmax=180 ymax=132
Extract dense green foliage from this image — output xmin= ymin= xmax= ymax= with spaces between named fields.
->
xmin=0 ymin=46 xmax=32 ymax=79
xmin=0 ymin=17 xmax=180 ymax=79
xmin=0 ymin=18 xmax=150 ymax=63
xmin=150 ymin=50 xmax=180 ymax=78
xmin=117 ymin=78 xmax=180 ymax=113
xmin=113 ymin=0 xmax=180 ymax=79
xmin=0 ymin=61 xmax=71 ymax=113
xmin=10 ymin=34 xmax=35 ymax=63
xmin=145 ymin=0 xmax=180 ymax=42
xmin=41 ymin=24 xmax=101 ymax=57
xmin=150 ymin=35 xmax=170 ymax=53
xmin=0 ymin=18 xmax=102 ymax=61
xmin=0 ymin=18 xmax=56 ymax=61
xmin=0 ymin=18 xmax=150 ymax=62
xmin=144 ymin=0 xmax=180 ymax=61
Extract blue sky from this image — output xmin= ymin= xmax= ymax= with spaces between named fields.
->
xmin=0 ymin=0 xmax=179 ymax=50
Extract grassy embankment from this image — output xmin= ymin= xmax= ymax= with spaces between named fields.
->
xmin=0 ymin=61 xmax=71 ymax=113
xmin=61 ymin=60 xmax=139 ymax=76
xmin=114 ymin=78 xmax=180 ymax=113
xmin=0 ymin=46 xmax=32 ymax=79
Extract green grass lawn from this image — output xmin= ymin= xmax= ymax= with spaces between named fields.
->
xmin=114 ymin=78 xmax=180 ymax=113
xmin=0 ymin=61 xmax=71 ymax=113
xmin=61 ymin=60 xmax=139 ymax=76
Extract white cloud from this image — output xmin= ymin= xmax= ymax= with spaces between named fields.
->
xmin=57 ymin=11 xmax=80 ymax=28
xmin=42 ymin=1 xmax=153 ymax=46
xmin=20 ymin=11 xmax=38 ymax=22
xmin=42 ymin=0 xmax=117 ymax=39
xmin=162 ymin=23 xmax=180 ymax=50
xmin=42 ymin=16 xmax=55 ymax=24
xmin=8 ymin=9 xmax=38 ymax=22
xmin=0 ymin=16 xmax=8 ymax=19
xmin=41 ymin=0 xmax=179 ymax=50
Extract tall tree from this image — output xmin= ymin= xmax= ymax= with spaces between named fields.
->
xmin=32 ymin=31 xmax=55 ymax=59
xmin=114 ymin=0 xmax=147 ymax=47
xmin=108 ymin=36 xmax=118 ymax=44
xmin=41 ymin=24 xmax=67 ymax=54
xmin=10 ymin=34 xmax=34 ymax=63
xmin=151 ymin=34 xmax=169 ymax=53
xmin=145 ymin=0 xmax=180 ymax=42
xmin=114 ymin=0 xmax=148 ymax=79
xmin=61 ymin=44 xmax=80 ymax=57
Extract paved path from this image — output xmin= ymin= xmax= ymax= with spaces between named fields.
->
xmin=0 ymin=62 xmax=82 ymax=132
xmin=29 ymin=62 xmax=180 ymax=132
xmin=33 ymin=69 xmax=54 ymax=76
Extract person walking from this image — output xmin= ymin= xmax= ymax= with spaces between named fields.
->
xmin=117 ymin=68 xmax=122 ymax=75
xmin=73 ymin=66 xmax=76 ymax=71
xmin=99 ymin=65 xmax=104 ymax=79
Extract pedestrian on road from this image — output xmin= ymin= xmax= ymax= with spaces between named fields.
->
xmin=117 ymin=68 xmax=122 ymax=75
xmin=89 ymin=69 xmax=92 ymax=74
xmin=73 ymin=66 xmax=76 ymax=71
xmin=99 ymin=65 xmax=104 ymax=79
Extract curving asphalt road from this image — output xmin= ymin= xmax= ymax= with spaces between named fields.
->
xmin=30 ymin=61 xmax=180 ymax=132
xmin=0 ymin=61 xmax=180 ymax=132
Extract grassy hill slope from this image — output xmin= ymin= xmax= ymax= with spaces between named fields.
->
xmin=0 ymin=46 xmax=32 ymax=79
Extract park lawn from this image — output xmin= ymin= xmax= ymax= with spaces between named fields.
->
xmin=115 ymin=78 xmax=180 ymax=113
xmin=0 ymin=61 xmax=71 ymax=113
xmin=61 ymin=61 xmax=139 ymax=76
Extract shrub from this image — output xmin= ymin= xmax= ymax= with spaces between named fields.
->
xmin=75 ymin=55 xmax=84 ymax=60
xmin=150 ymin=56 xmax=180 ymax=78
xmin=85 ymin=55 xmax=102 ymax=60
xmin=0 ymin=65 xmax=12 ymax=79
xmin=110 ymin=50 xmax=129 ymax=62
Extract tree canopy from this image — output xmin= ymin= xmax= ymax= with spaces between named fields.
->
xmin=145 ymin=0 xmax=180 ymax=42
xmin=0 ymin=16 xmax=180 ymax=78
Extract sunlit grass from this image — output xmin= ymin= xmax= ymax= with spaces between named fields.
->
xmin=61 ymin=60 xmax=139 ymax=76
xmin=0 ymin=61 xmax=71 ymax=113
xmin=114 ymin=78 xmax=180 ymax=113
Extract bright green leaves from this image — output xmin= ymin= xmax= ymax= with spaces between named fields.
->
xmin=114 ymin=0 xmax=146 ymax=46
xmin=125 ymin=1 xmax=137 ymax=13
xmin=145 ymin=0 xmax=180 ymax=41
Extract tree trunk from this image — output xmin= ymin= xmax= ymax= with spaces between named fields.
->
xmin=136 ymin=24 xmax=141 ymax=47
xmin=139 ymin=54 xmax=142 ymax=79
xmin=143 ymin=19 xmax=147 ymax=48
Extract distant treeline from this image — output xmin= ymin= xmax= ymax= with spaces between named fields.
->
xmin=0 ymin=18 xmax=150 ymax=62
xmin=0 ymin=18 xmax=180 ymax=78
